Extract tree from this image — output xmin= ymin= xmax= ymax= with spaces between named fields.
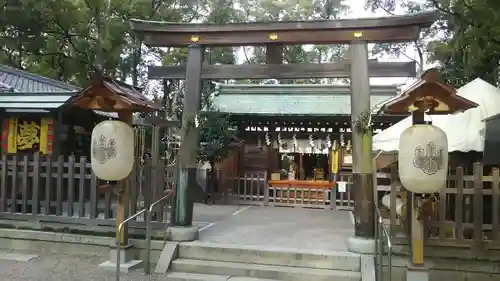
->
xmin=365 ymin=0 xmax=438 ymax=74
xmin=427 ymin=0 xmax=500 ymax=86
xmin=366 ymin=0 xmax=500 ymax=87
xmin=197 ymin=82 xmax=238 ymax=194
xmin=0 ymin=0 xmax=208 ymax=87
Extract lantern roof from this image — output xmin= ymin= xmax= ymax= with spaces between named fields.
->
xmin=68 ymin=73 xmax=162 ymax=113
xmin=380 ymin=68 xmax=478 ymax=115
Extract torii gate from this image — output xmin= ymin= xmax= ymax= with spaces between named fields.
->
xmin=130 ymin=12 xmax=438 ymax=248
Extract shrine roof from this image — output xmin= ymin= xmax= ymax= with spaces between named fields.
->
xmin=0 ymin=64 xmax=79 ymax=93
xmin=0 ymin=65 xmax=117 ymax=117
xmin=69 ymin=74 xmax=162 ymax=113
xmin=211 ymin=83 xmax=400 ymax=116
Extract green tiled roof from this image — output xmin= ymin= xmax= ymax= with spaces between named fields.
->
xmin=212 ymin=83 xmax=400 ymax=116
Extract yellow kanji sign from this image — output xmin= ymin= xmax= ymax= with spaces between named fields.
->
xmin=16 ymin=120 xmax=40 ymax=150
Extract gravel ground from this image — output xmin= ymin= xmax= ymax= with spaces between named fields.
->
xmin=0 ymin=204 xmax=252 ymax=281
xmin=0 ymin=250 xmax=166 ymax=281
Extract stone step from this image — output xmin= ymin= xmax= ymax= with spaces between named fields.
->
xmin=170 ymin=259 xmax=361 ymax=281
xmin=164 ymin=272 xmax=278 ymax=281
xmin=177 ymin=241 xmax=360 ymax=271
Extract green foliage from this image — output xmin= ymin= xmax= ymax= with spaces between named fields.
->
xmin=366 ymin=0 xmax=500 ymax=87
xmin=428 ymin=0 xmax=500 ymax=86
xmin=198 ymin=105 xmax=237 ymax=164
xmin=0 ymin=0 xmax=204 ymax=86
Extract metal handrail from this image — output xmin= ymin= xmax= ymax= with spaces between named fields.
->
xmin=116 ymin=208 xmax=148 ymax=281
xmin=144 ymin=192 xmax=173 ymax=275
xmin=375 ymin=206 xmax=392 ymax=281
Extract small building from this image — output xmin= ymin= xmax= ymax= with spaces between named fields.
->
xmin=211 ymin=83 xmax=404 ymax=183
xmin=0 ymin=65 xmax=113 ymax=157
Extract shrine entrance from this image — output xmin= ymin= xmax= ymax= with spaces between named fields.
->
xmin=130 ymin=12 xmax=438 ymax=240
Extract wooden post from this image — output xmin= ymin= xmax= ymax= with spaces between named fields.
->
xmin=410 ymin=110 xmax=425 ymax=266
xmin=264 ymin=44 xmax=283 ymax=181
xmin=350 ymin=41 xmax=375 ymax=238
xmin=51 ymin=109 xmax=64 ymax=159
xmin=171 ymin=44 xmax=204 ymax=227
xmin=116 ymin=110 xmax=133 ymax=246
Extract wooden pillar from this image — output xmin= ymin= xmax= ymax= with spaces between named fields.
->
xmin=410 ymin=110 xmax=426 ymax=266
xmin=171 ymin=44 xmax=204 ymax=227
xmin=265 ymin=44 xmax=283 ymax=180
xmin=51 ymin=109 xmax=64 ymax=158
xmin=116 ymin=110 xmax=133 ymax=246
xmin=350 ymin=41 xmax=375 ymax=238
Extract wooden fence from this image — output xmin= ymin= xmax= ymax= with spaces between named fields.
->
xmin=212 ymin=171 xmax=355 ymax=209
xmin=380 ymin=163 xmax=500 ymax=249
xmin=0 ymin=153 xmax=176 ymax=232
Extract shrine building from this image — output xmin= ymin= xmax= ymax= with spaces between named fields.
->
xmin=210 ymin=83 xmax=405 ymax=184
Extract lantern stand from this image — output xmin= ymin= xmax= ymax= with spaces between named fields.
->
xmin=380 ymin=69 xmax=478 ymax=281
xmin=67 ymin=73 xmax=162 ymax=272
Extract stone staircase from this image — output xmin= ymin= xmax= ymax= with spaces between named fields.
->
xmin=159 ymin=241 xmax=362 ymax=281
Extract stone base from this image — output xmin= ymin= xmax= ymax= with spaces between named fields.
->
xmin=406 ymin=265 xmax=429 ymax=281
xmin=166 ymin=226 xmax=199 ymax=242
xmin=98 ymin=259 xmax=143 ymax=273
xmin=98 ymin=244 xmax=143 ymax=273
xmin=347 ymin=236 xmax=376 ymax=254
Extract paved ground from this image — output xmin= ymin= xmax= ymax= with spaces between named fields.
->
xmin=0 ymin=205 xmax=354 ymax=280
xmin=191 ymin=203 xmax=248 ymax=224
xmin=199 ymin=206 xmax=354 ymax=251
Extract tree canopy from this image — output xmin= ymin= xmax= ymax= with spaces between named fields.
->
xmin=366 ymin=0 xmax=500 ymax=87
xmin=4 ymin=0 xmax=500 ymax=162
xmin=0 ymin=0 xmax=350 ymax=164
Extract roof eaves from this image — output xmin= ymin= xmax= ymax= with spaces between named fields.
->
xmin=215 ymin=84 xmax=401 ymax=95
xmin=0 ymin=91 xmax=78 ymax=96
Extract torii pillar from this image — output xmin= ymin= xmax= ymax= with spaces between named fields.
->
xmin=347 ymin=39 xmax=376 ymax=253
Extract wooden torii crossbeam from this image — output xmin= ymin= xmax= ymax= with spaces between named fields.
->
xmin=147 ymin=60 xmax=417 ymax=80
xmin=131 ymin=13 xmax=438 ymax=80
xmin=130 ymin=12 xmax=438 ymax=46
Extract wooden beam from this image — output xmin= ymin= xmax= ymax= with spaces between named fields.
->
xmin=141 ymin=27 xmax=421 ymax=47
xmin=148 ymin=61 xmax=416 ymax=79
xmin=130 ymin=12 xmax=438 ymax=47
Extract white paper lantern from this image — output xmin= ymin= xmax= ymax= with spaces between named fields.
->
xmin=91 ymin=120 xmax=134 ymax=181
xmin=398 ymin=124 xmax=448 ymax=194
